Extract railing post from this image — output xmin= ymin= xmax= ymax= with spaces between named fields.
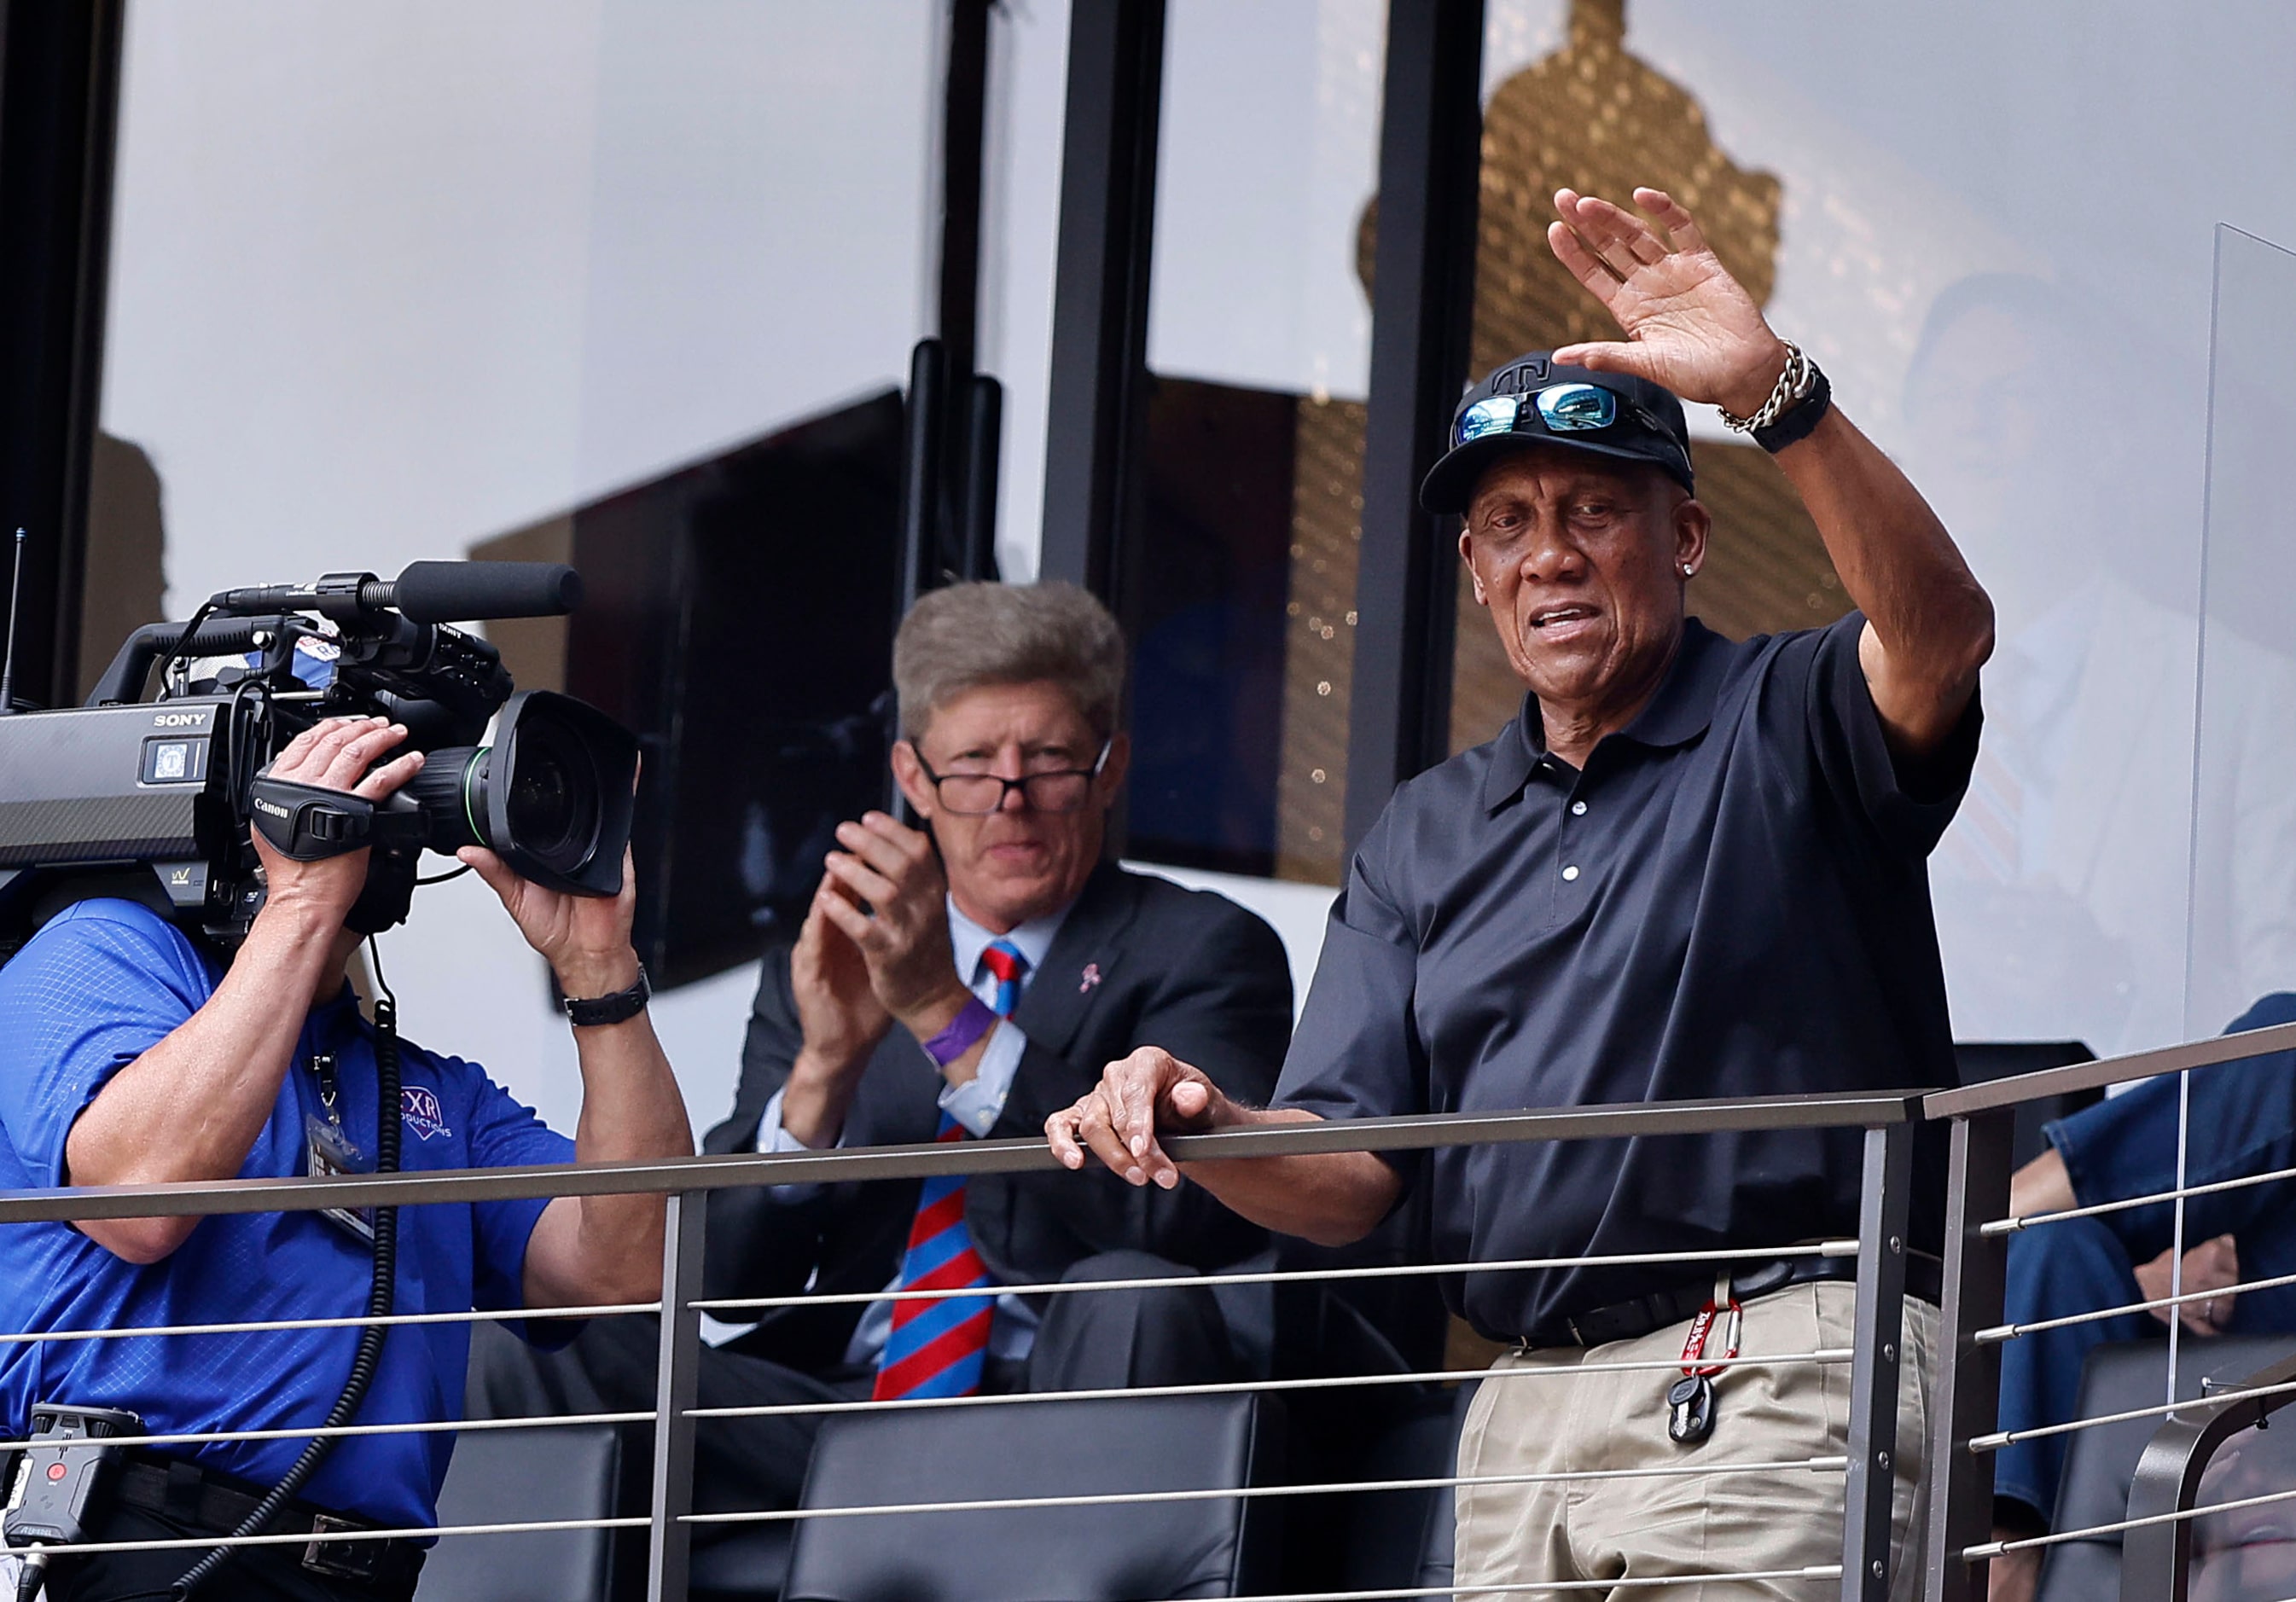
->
xmin=648 ymin=1189 xmax=706 ymax=1602
xmin=1921 ymin=1111 xmax=2014 ymax=1602
xmin=1843 ymin=1123 xmax=1914 ymax=1602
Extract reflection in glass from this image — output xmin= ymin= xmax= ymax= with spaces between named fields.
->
xmin=1447 ymin=0 xmax=1844 ymax=757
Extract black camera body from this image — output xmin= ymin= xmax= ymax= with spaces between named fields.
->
xmin=0 ymin=560 xmax=638 ymax=957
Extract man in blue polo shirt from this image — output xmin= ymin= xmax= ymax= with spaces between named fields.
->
xmin=1050 ymin=185 xmax=1993 ymax=1598
xmin=0 ymin=715 xmax=693 ymax=1601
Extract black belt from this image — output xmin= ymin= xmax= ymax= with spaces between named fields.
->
xmin=1524 ymin=1250 xmax=1944 ymax=1350
xmin=112 ymin=1453 xmax=426 ymax=1593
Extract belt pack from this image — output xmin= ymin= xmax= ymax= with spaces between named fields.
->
xmin=1526 ymin=1250 xmax=1944 ymax=1350
xmin=112 ymin=1454 xmax=425 ymax=1589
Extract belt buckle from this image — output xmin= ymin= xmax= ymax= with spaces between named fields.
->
xmin=302 ymin=1512 xmax=381 ymax=1581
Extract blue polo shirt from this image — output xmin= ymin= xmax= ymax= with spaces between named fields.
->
xmin=1276 ymin=615 xmax=1978 ymax=1342
xmin=0 ymin=898 xmax=574 ymax=1530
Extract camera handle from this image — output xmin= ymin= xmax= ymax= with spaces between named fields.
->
xmin=246 ymin=778 xmax=425 ymax=862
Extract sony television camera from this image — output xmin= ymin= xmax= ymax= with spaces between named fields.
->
xmin=0 ymin=560 xmax=638 ymax=956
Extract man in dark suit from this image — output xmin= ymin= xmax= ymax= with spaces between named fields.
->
xmin=470 ymin=580 xmax=1293 ymax=1524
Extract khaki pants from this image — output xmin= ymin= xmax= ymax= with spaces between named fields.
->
xmin=1455 ymin=1282 xmax=1935 ymax=1599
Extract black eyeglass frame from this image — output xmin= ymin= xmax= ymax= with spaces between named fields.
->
xmin=908 ymin=738 xmax=1116 ymax=816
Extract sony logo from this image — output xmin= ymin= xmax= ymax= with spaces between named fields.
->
xmin=253 ymin=798 xmax=291 ymax=819
xmin=151 ymin=711 xmax=208 ymax=729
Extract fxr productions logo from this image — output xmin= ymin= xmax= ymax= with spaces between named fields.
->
xmin=400 ymin=1087 xmax=451 ymax=1141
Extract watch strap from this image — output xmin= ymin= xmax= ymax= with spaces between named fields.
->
xmin=563 ymin=962 xmax=650 ymax=1027
xmin=1752 ymin=362 xmax=1832 ymax=454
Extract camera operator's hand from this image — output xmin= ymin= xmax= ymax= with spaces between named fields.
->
xmin=253 ymin=717 xmax=427 ymax=925
xmin=458 ymin=843 xmax=641 ymax=1001
xmin=815 ymin=811 xmax=975 ymax=1048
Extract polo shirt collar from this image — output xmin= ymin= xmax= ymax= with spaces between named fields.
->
xmin=1482 ymin=618 xmax=1727 ymax=813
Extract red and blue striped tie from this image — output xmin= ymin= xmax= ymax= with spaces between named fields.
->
xmin=874 ymin=938 xmax=1026 ymax=1400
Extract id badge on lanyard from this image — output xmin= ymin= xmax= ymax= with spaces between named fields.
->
xmin=303 ymin=1053 xmax=377 ymax=1249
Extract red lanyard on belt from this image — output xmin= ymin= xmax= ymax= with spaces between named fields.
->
xmin=1678 ymin=1273 xmax=1742 ymax=1376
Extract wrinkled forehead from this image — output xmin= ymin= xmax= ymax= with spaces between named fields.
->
xmin=1464 ymin=443 xmax=1670 ymax=519
xmin=918 ymin=678 xmax=1097 ymax=752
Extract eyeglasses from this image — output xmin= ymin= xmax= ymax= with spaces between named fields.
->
xmin=912 ymin=740 xmax=1113 ymax=816
xmin=1453 ymin=382 xmax=1653 ymax=449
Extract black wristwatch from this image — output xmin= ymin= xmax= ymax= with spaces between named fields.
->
xmin=561 ymin=962 xmax=651 ymax=1028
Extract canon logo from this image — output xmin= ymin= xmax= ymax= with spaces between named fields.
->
xmin=253 ymin=798 xmax=291 ymax=819
xmin=151 ymin=711 xmax=207 ymax=729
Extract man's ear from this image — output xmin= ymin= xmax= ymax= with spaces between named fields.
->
xmin=1672 ymin=496 xmax=1712 ymax=579
xmin=888 ymin=740 xmax=937 ymax=820
xmin=1458 ymin=529 xmax=1489 ymax=607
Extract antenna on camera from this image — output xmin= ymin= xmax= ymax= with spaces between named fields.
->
xmin=0 ymin=527 xmax=25 ymax=716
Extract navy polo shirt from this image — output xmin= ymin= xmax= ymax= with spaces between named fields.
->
xmin=1276 ymin=615 xmax=1975 ymax=1341
xmin=0 ymin=899 xmax=575 ymax=1531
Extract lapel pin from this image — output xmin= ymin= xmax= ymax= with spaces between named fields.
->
xmin=1079 ymin=962 xmax=1102 ymax=995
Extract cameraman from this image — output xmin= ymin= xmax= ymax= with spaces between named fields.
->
xmin=0 ymin=716 xmax=694 ymax=1602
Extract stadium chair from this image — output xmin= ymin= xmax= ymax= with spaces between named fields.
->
xmin=2034 ymin=1334 xmax=2296 ymax=1602
xmin=416 ymin=1421 xmax=643 ymax=1602
xmin=1952 ymin=1042 xmax=2098 ymax=1170
xmin=781 ymin=1392 xmax=1284 ymax=1601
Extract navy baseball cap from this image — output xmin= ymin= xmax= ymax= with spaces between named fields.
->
xmin=1420 ymin=351 xmax=1695 ymax=515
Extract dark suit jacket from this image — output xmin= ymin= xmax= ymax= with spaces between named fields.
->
xmin=700 ymin=862 xmax=1294 ymax=1375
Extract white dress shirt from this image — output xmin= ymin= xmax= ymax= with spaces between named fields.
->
xmin=747 ymin=894 xmax=1072 ymax=1367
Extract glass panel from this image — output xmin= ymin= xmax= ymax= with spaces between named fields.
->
xmin=1131 ymin=0 xmax=1386 ymax=885
xmin=2188 ymin=227 xmax=2296 ymax=1042
xmin=93 ymin=2 xmax=939 ymax=1130
xmin=1457 ymin=0 xmax=2267 ymax=1057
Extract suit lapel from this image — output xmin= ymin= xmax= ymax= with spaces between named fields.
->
xmin=1011 ymin=863 xmax=1142 ymax=1057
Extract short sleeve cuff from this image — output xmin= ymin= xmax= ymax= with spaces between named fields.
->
xmin=939 ymin=1022 xmax=1024 ymax=1138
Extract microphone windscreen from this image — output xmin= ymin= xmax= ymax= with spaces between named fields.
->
xmin=391 ymin=561 xmax=584 ymax=623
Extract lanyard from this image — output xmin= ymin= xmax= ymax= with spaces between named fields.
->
xmin=1678 ymin=1273 xmax=1742 ymax=1379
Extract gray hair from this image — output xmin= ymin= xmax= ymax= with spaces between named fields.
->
xmin=892 ymin=581 xmax=1125 ymax=742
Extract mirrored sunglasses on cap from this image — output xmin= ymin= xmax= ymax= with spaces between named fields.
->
xmin=1453 ymin=381 xmax=1654 ymax=449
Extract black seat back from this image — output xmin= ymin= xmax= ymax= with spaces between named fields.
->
xmin=784 ymin=1392 xmax=1283 ymax=1601
xmin=2036 ymin=1335 xmax=2296 ymax=1602
xmin=416 ymin=1421 xmax=636 ymax=1602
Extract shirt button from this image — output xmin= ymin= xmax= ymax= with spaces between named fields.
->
xmin=1561 ymin=865 xmax=1581 ymax=881
xmin=1570 ymin=800 xmax=1587 ymax=816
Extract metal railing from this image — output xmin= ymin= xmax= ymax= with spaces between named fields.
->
xmin=0 ymin=1088 xmax=1927 ymax=1601
xmin=15 ymin=1024 xmax=2296 ymax=1602
xmin=1920 ymin=1018 xmax=2296 ymax=1602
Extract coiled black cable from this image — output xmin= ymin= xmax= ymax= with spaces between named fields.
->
xmin=166 ymin=940 xmax=403 ymax=1599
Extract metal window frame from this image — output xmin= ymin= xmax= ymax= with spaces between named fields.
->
xmin=0 ymin=0 xmax=124 ymax=713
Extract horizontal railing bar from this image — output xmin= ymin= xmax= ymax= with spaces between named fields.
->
xmin=0 ymin=1090 xmax=1921 ymax=1226
xmin=682 ymin=1454 xmax=1851 ymax=1526
xmin=1982 ymin=1158 xmax=2296 ymax=1238
xmin=0 ymin=1299 xmax=657 ymax=1347
xmin=1978 ymin=1262 xmax=2296 ymax=1344
xmin=1169 ymin=1570 xmax=1846 ymax=1600
xmin=1968 ymin=1375 xmax=2296 ymax=1453
xmin=689 ymin=1348 xmax=1854 ymax=1424
xmin=1963 ymin=1477 xmax=2296 ymax=1561
xmin=1925 ymin=1019 xmax=2296 ymax=1117
xmin=691 ymin=1240 xmax=1864 ymax=1315
xmin=0 ymin=1350 xmax=1860 ymax=1454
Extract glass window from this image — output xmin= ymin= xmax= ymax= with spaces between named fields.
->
xmin=1128 ymin=0 xmax=1386 ymax=885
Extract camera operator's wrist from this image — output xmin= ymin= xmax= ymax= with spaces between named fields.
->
xmin=554 ymin=948 xmax=642 ymax=1004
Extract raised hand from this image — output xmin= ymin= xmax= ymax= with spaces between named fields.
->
xmin=791 ymin=879 xmax=893 ymax=1072
xmin=1545 ymin=186 xmax=1787 ymax=416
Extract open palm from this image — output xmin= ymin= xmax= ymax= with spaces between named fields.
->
xmin=1544 ymin=186 xmax=1784 ymax=414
